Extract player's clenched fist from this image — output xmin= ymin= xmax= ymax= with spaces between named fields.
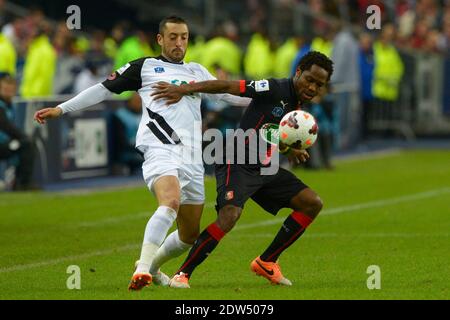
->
xmin=34 ymin=107 xmax=62 ymax=124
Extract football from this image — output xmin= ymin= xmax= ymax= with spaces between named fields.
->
xmin=279 ymin=110 xmax=318 ymax=149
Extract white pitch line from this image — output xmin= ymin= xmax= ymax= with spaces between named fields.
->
xmin=233 ymin=232 xmax=450 ymax=239
xmin=233 ymin=187 xmax=450 ymax=232
xmin=0 ymin=244 xmax=140 ymax=273
xmin=76 ymin=187 xmax=450 ymax=229
xmin=1 ymin=187 xmax=449 ymax=274
xmin=77 ymin=212 xmax=151 ymax=227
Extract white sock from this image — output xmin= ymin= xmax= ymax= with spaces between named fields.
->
xmin=149 ymin=230 xmax=192 ymax=274
xmin=135 ymin=206 xmax=177 ymax=274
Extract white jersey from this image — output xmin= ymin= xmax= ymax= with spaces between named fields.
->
xmin=102 ymin=56 xmax=249 ymax=151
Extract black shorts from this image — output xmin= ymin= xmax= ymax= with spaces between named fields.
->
xmin=215 ymin=164 xmax=309 ymax=215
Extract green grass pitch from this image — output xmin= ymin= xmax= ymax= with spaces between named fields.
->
xmin=0 ymin=150 xmax=449 ymax=300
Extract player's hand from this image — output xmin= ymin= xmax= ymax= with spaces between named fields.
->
xmin=151 ymin=82 xmax=187 ymax=106
xmin=34 ymin=107 xmax=62 ymax=124
xmin=287 ymin=148 xmax=310 ymax=165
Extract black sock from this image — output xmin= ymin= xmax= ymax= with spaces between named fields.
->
xmin=260 ymin=211 xmax=313 ymax=262
xmin=176 ymin=222 xmax=225 ymax=278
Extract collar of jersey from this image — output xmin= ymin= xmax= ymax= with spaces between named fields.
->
xmin=155 ymin=55 xmax=184 ymax=65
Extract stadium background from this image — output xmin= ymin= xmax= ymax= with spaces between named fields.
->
xmin=0 ymin=0 xmax=449 ymax=301
xmin=1 ymin=0 xmax=450 ymax=188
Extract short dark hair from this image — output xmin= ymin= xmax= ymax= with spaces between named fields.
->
xmin=158 ymin=16 xmax=188 ymax=34
xmin=297 ymin=51 xmax=334 ymax=80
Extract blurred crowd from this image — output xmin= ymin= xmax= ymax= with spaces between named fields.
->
xmin=0 ymin=0 xmax=449 ymax=99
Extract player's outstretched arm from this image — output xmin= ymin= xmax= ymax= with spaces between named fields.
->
xmin=151 ymin=80 xmax=240 ymax=105
xmin=33 ymin=83 xmax=112 ymax=125
xmin=34 ymin=107 xmax=62 ymax=124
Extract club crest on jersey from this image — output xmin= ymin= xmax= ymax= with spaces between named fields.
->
xmin=272 ymin=107 xmax=284 ymax=117
xmin=255 ymin=80 xmax=269 ymax=92
xmin=272 ymin=100 xmax=288 ymax=117
xmin=154 ymin=67 xmax=165 ymax=73
xmin=225 ymin=191 xmax=234 ymax=200
xmin=260 ymin=123 xmax=280 ymax=145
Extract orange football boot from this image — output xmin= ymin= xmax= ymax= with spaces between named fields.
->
xmin=250 ymin=256 xmax=292 ymax=286
xmin=169 ymin=272 xmax=190 ymax=288
xmin=128 ymin=273 xmax=152 ymax=291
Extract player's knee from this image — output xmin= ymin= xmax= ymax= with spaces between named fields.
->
xmin=292 ymin=193 xmax=323 ymax=218
xmin=179 ymin=231 xmax=198 ymax=245
xmin=217 ymin=205 xmax=241 ymax=233
xmin=307 ymin=195 xmax=323 ymax=217
xmin=162 ymin=198 xmax=180 ymax=212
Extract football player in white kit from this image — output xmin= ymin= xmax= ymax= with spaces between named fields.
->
xmin=34 ymin=16 xmax=250 ymax=290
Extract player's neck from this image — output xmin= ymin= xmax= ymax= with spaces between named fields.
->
xmin=158 ymin=54 xmax=184 ymax=65
xmin=291 ymin=78 xmax=304 ymax=103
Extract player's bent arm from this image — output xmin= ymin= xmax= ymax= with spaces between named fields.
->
xmin=180 ymin=80 xmax=241 ymax=96
xmin=152 ymin=80 xmax=241 ymax=104
xmin=152 ymin=80 xmax=251 ymax=107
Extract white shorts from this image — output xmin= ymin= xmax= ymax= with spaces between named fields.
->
xmin=140 ymin=145 xmax=205 ymax=205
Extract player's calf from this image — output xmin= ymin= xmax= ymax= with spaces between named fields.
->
xmin=258 ymin=189 xmax=322 ymax=265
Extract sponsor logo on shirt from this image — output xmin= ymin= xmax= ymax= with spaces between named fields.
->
xmin=154 ymin=67 xmax=165 ymax=73
xmin=255 ymin=79 xmax=269 ymax=92
xmin=260 ymin=123 xmax=280 ymax=145
xmin=117 ymin=63 xmax=131 ymax=75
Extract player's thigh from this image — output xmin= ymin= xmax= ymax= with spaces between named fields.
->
xmin=214 ymin=163 xmax=262 ymax=212
xmin=153 ymin=175 xmax=181 ymax=209
xmin=176 ymin=204 xmax=204 ymax=244
xmin=142 ymin=145 xmax=182 ymax=209
xmin=251 ymin=168 xmax=308 ymax=215
xmin=180 ymin=165 xmax=205 ymax=206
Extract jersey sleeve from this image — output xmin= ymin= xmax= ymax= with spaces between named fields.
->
xmin=238 ymin=79 xmax=281 ymax=99
xmin=102 ymin=58 xmax=146 ymax=94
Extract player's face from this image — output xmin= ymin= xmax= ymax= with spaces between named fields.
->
xmin=294 ymin=64 xmax=329 ymax=102
xmin=157 ymin=22 xmax=189 ymax=63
